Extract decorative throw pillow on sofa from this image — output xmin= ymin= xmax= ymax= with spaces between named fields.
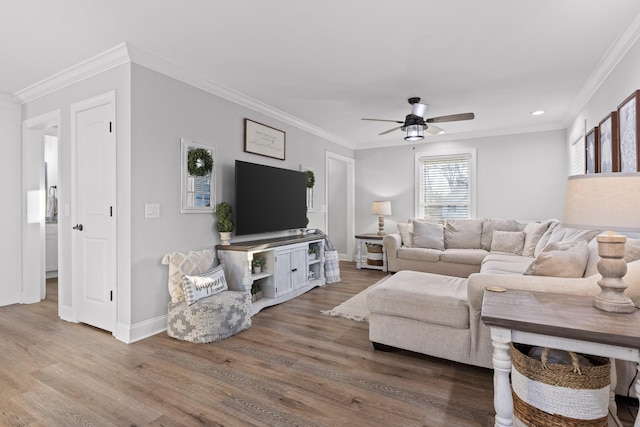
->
xmin=524 ymin=240 xmax=590 ymax=278
xmin=397 ymin=222 xmax=414 ymax=247
xmin=522 ymin=221 xmax=550 ymax=257
xmin=182 ymin=265 xmax=229 ymax=306
xmin=490 ymin=230 xmax=526 ymax=255
xmin=481 ymin=218 xmax=522 ymax=251
xmin=412 ymin=221 xmax=445 ymax=250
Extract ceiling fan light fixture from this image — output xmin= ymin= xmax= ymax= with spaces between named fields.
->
xmin=404 ymin=124 xmax=424 ymax=141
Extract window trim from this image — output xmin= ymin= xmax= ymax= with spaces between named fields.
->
xmin=414 ymin=148 xmax=477 ymax=219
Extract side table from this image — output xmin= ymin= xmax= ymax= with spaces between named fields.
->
xmin=481 ymin=288 xmax=640 ymax=427
xmin=354 ymin=233 xmax=387 ymax=272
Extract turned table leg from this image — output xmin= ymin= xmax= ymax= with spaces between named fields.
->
xmin=491 ymin=327 xmax=513 ymax=427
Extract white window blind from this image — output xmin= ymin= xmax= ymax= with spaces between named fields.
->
xmin=570 ymin=135 xmax=586 ymax=175
xmin=417 ymin=153 xmax=471 ymax=219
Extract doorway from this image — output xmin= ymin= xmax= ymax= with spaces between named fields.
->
xmin=325 ymin=152 xmax=355 ymax=261
xmin=22 ymin=110 xmax=61 ymax=305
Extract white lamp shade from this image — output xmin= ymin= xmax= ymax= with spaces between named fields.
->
xmin=372 ymin=201 xmax=392 ymax=216
xmin=562 ymin=173 xmax=640 ymax=232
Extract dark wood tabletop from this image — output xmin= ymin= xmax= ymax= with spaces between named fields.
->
xmin=481 ymin=289 xmax=640 ymax=349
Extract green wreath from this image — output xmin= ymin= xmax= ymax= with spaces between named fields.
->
xmin=306 ymin=170 xmax=315 ymax=188
xmin=187 ymin=148 xmax=213 ymax=176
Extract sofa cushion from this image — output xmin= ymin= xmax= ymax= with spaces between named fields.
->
xmin=481 ymin=218 xmax=523 ymax=251
xmin=413 ymin=221 xmax=445 ymax=250
xmin=397 ymin=222 xmax=414 ymax=247
xmin=625 ymin=238 xmax=640 ymax=263
xmin=445 ymin=219 xmax=484 ymax=249
xmin=490 ymin=230 xmax=526 ymax=255
xmin=522 ymin=221 xmax=549 ymax=257
xmin=397 ymin=247 xmax=441 ymax=262
xmin=367 ymin=270 xmax=469 ymax=329
xmin=162 ymin=250 xmax=216 ymax=303
xmin=525 ymin=240 xmax=590 ymax=278
xmin=534 ymin=220 xmax=560 ymax=257
xmin=440 ymin=248 xmax=488 ymax=266
xmin=584 ymin=236 xmax=640 ymax=278
xmin=481 ymin=253 xmax=534 ymax=275
xmin=535 ymin=224 xmax=600 ymax=257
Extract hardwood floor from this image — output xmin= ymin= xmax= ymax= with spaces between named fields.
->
xmin=2 ymin=263 xmax=636 ymax=426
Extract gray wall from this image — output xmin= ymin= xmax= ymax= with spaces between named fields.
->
xmin=354 ymin=129 xmax=567 ymax=235
xmin=130 ymin=64 xmax=353 ymax=325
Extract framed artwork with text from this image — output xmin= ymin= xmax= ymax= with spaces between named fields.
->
xmin=617 ymin=90 xmax=640 ymax=172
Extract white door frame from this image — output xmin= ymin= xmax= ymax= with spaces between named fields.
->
xmin=22 ymin=109 xmax=61 ymax=305
xmin=70 ymin=90 xmax=117 ymax=331
xmin=325 ymin=152 xmax=355 ymax=261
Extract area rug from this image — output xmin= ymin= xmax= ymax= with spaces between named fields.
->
xmin=321 ymin=275 xmax=391 ymax=322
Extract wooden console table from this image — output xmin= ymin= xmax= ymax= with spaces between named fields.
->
xmin=481 ymin=289 xmax=640 ymax=427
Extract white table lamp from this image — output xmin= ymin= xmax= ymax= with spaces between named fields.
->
xmin=562 ymin=173 xmax=640 ymax=313
xmin=372 ymin=201 xmax=392 ymax=236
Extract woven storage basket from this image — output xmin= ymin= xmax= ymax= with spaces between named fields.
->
xmin=366 ymin=243 xmax=384 ymax=266
xmin=511 ymin=343 xmax=610 ymax=427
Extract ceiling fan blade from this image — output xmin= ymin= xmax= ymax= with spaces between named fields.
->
xmin=425 ymin=124 xmax=445 ymax=135
xmin=426 ymin=112 xmax=475 ymax=123
xmin=379 ymin=126 xmax=402 ymax=135
xmin=362 ymin=118 xmax=404 ymax=124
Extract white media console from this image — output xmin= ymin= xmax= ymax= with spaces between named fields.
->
xmin=216 ymin=234 xmax=326 ymax=315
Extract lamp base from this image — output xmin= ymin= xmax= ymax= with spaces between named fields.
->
xmin=593 ymin=234 xmax=635 ymax=314
xmin=377 ymin=215 xmax=385 ymax=236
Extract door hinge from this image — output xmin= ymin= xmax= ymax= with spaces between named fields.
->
xmin=110 ymin=206 xmax=113 ymax=217
xmin=110 ymin=290 xmax=113 ymax=301
xmin=109 ymin=121 xmax=113 ymax=133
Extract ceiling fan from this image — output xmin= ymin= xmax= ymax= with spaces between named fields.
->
xmin=362 ymin=97 xmax=475 ymax=141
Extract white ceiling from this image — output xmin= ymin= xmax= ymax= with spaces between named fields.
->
xmin=3 ymin=0 xmax=640 ymax=149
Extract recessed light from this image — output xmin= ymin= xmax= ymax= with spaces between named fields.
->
xmin=531 ymin=110 xmax=545 ymax=116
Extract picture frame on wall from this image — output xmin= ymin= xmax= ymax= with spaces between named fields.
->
xmin=180 ymin=138 xmax=216 ymax=214
xmin=598 ymin=112 xmax=620 ymax=173
xmin=585 ymin=127 xmax=599 ymax=174
xmin=244 ymin=118 xmax=286 ymax=160
xmin=617 ymin=90 xmax=640 ymax=172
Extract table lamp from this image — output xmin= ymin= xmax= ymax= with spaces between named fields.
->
xmin=372 ymin=201 xmax=392 ymax=236
xmin=562 ymin=173 xmax=640 ymax=313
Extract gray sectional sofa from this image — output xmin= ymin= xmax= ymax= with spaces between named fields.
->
xmin=370 ymin=217 xmax=640 ymax=396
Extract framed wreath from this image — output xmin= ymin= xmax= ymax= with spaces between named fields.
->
xmin=181 ymin=138 xmax=216 ymax=214
xmin=187 ymin=147 xmax=213 ymax=176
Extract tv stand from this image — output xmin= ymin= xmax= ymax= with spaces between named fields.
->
xmin=216 ymin=235 xmax=326 ymax=315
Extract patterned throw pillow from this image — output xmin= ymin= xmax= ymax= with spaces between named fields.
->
xmin=182 ymin=265 xmax=229 ymax=305
xmin=491 ymin=230 xmax=526 ymax=255
xmin=162 ymin=250 xmax=216 ymax=303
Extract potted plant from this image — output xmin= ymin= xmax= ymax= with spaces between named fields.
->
xmin=251 ymin=283 xmax=262 ymax=302
xmin=215 ymin=202 xmax=233 ymax=245
xmin=251 ymin=256 xmax=265 ymax=274
xmin=308 ymin=246 xmax=319 ymax=260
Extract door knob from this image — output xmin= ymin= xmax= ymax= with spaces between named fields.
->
xmin=73 ymin=224 xmax=83 ymax=231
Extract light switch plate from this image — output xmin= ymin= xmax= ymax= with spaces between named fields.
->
xmin=145 ymin=203 xmax=160 ymax=219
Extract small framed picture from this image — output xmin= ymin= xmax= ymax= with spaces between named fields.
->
xmin=617 ymin=90 xmax=640 ymax=172
xmin=244 ymin=119 xmax=286 ymax=160
xmin=585 ymin=127 xmax=599 ymax=174
xmin=598 ymin=112 xmax=620 ymax=173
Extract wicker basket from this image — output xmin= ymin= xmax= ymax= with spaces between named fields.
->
xmin=366 ymin=243 xmax=384 ymax=266
xmin=511 ymin=343 xmax=610 ymax=427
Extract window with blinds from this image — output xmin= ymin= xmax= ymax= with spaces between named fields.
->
xmin=417 ymin=153 xmax=472 ymax=219
xmin=570 ymin=135 xmax=586 ymax=175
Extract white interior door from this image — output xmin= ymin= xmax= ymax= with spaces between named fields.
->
xmin=71 ymin=92 xmax=116 ymax=332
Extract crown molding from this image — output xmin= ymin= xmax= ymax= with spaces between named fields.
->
xmin=127 ymin=46 xmax=356 ymax=150
xmin=0 ymin=92 xmax=19 ymax=110
xmin=564 ymin=11 xmax=640 ymax=128
xmin=13 ymin=43 xmax=130 ymax=104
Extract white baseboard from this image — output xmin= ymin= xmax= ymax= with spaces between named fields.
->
xmin=116 ymin=315 xmax=167 ymax=344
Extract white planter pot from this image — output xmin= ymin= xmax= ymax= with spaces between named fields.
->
xmin=220 ymin=231 xmax=231 ymax=245
xmin=253 ymin=266 xmax=262 ymax=274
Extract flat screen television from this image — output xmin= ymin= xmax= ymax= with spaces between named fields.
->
xmin=235 ymin=160 xmax=308 ymax=235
